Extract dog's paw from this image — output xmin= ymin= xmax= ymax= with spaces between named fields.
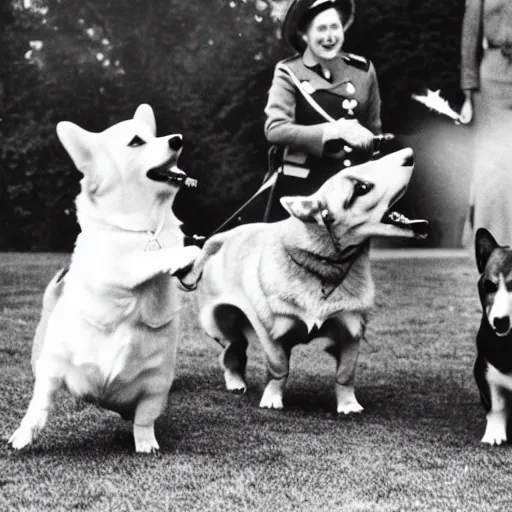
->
xmin=135 ymin=442 xmax=160 ymax=454
xmin=481 ymin=430 xmax=507 ymax=446
xmin=337 ymin=401 xmax=364 ymax=415
xmin=133 ymin=424 xmax=160 ymax=454
xmin=169 ymin=246 xmax=201 ymax=277
xmin=259 ymin=379 xmax=285 ymax=409
xmin=8 ymin=426 xmax=35 ymax=450
xmin=259 ymin=394 xmax=283 ymax=409
xmin=335 ymin=384 xmax=363 ymax=415
xmin=481 ymin=412 xmax=508 ymax=446
xmin=224 ymin=371 xmax=247 ymax=394
xmin=8 ymin=410 xmax=48 ymax=450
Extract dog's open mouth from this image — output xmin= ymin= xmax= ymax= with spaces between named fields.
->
xmin=147 ymin=164 xmax=198 ymax=187
xmin=381 ymin=210 xmax=429 ymax=239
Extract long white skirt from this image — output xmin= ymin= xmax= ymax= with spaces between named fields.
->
xmin=469 ymin=47 xmax=512 ymax=247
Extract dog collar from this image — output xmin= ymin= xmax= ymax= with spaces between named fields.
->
xmin=286 ymin=207 xmax=370 ymax=299
xmin=145 ymin=216 xmax=166 ymax=251
xmin=320 ymin=241 xmax=368 ymax=299
xmin=288 ymin=240 xmax=368 ymax=300
xmin=310 ymin=243 xmax=364 ymax=265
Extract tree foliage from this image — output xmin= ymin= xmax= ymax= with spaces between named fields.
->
xmin=1 ymin=0 xmax=466 ymax=250
xmin=345 ymin=0 xmax=465 ymax=131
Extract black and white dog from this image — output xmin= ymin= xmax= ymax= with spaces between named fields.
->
xmin=474 ymin=227 xmax=512 ymax=445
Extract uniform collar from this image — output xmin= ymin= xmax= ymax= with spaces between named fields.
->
xmin=302 ymin=47 xmax=338 ymax=82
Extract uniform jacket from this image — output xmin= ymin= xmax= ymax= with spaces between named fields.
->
xmin=264 ymin=51 xmax=382 ymax=163
xmin=461 ymin=0 xmax=512 ymax=90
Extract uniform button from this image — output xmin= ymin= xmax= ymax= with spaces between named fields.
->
xmin=344 ymin=145 xmax=353 ymax=153
xmin=343 ymin=159 xmax=351 ymax=167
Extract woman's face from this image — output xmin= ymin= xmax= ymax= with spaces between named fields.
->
xmin=303 ymin=8 xmax=344 ymax=61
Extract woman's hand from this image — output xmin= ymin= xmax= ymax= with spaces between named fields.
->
xmin=322 ymin=119 xmax=374 ymax=154
xmin=459 ymin=90 xmax=474 ymax=125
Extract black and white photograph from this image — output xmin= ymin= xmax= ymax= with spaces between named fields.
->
xmin=1 ymin=0 xmax=512 ymax=510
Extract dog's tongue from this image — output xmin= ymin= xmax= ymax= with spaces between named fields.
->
xmin=383 ymin=211 xmax=429 ymax=238
xmin=167 ymin=167 xmax=197 ymax=187
xmin=147 ymin=163 xmax=198 ymax=187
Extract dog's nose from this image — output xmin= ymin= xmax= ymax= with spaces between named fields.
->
xmin=168 ymin=135 xmax=183 ymax=151
xmin=493 ymin=316 xmax=510 ymax=334
xmin=402 ymin=150 xmax=414 ymax=167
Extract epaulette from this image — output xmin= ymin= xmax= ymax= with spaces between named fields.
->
xmin=342 ymin=53 xmax=370 ymax=72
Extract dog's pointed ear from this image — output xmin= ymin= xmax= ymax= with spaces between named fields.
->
xmin=475 ymin=228 xmax=499 ymax=273
xmin=280 ymin=196 xmax=322 ymax=222
xmin=133 ymin=104 xmax=156 ymax=135
xmin=56 ymin=121 xmax=96 ymax=172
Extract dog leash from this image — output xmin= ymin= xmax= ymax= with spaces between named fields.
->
xmin=277 ymin=64 xmax=338 ymax=123
xmin=185 ymin=67 xmax=394 ymax=247
xmin=183 ymin=67 xmax=395 ymax=261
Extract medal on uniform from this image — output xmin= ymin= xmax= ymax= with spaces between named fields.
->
xmin=301 ymin=81 xmax=316 ymax=94
xmin=342 ymin=98 xmax=358 ymax=116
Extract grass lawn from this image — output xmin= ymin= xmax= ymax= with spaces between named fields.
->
xmin=1 ymin=252 xmax=511 ymax=511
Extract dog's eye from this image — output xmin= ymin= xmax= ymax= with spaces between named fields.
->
xmin=353 ymin=180 xmax=374 ymax=197
xmin=128 ymin=135 xmax=146 ymax=148
xmin=484 ymin=279 xmax=498 ymax=293
xmin=344 ymin=179 xmax=374 ymax=208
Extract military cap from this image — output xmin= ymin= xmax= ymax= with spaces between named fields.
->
xmin=282 ymin=0 xmax=355 ymax=54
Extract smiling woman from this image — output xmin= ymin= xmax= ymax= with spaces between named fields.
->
xmin=263 ymin=0 xmax=385 ymax=221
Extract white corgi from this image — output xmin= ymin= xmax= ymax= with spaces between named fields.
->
xmin=9 ymin=104 xmax=200 ymax=453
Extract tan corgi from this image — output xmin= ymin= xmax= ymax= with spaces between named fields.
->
xmin=180 ymin=148 xmax=427 ymax=414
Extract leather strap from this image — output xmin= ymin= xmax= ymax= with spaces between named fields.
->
xmin=277 ymin=64 xmax=337 ymax=124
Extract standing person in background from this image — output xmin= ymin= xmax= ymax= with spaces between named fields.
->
xmin=460 ymin=0 xmax=512 ymax=246
xmin=263 ymin=0 xmax=384 ymax=220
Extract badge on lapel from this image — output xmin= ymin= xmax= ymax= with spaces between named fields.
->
xmin=345 ymin=82 xmax=356 ymax=95
xmin=342 ymin=98 xmax=358 ymax=116
xmin=341 ymin=81 xmax=357 ymax=115
xmin=301 ymin=81 xmax=316 ymax=94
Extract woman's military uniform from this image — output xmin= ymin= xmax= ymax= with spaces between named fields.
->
xmin=213 ymin=0 xmax=383 ymax=230
xmin=265 ymin=50 xmax=382 ymax=187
